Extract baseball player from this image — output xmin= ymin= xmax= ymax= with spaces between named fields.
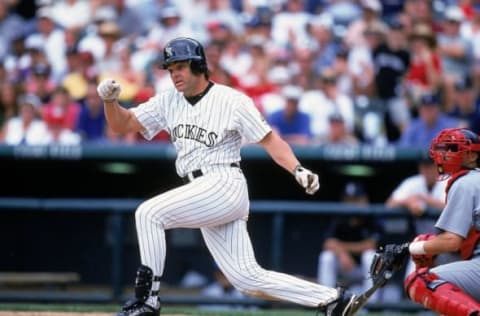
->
xmin=404 ymin=128 xmax=480 ymax=315
xmin=97 ymin=37 xmax=357 ymax=316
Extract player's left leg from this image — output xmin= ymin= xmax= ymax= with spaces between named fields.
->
xmin=201 ymin=219 xmax=356 ymax=314
xmin=118 ymin=169 xmax=249 ymax=315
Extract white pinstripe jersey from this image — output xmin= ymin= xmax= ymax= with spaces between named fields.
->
xmin=131 ymin=83 xmax=272 ymax=177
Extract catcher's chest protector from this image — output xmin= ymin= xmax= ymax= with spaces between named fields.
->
xmin=404 ymin=268 xmax=480 ymax=316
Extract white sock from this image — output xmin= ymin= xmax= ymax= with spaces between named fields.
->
xmin=146 ymin=279 xmax=160 ymax=309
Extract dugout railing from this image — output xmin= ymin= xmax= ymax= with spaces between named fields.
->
xmin=0 ymin=197 xmax=438 ymax=312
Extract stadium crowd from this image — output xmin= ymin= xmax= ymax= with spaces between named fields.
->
xmin=0 ymin=0 xmax=479 ymax=150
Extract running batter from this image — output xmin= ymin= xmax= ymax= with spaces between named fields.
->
xmin=405 ymin=128 xmax=480 ymax=315
xmin=97 ymin=37 xmax=356 ymax=316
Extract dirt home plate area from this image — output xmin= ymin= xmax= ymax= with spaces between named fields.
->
xmin=0 ymin=313 xmax=188 ymax=316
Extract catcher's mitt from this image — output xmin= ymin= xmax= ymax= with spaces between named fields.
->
xmin=369 ymin=243 xmax=409 ymax=288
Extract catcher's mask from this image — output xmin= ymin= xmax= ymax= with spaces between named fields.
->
xmin=429 ymin=128 xmax=480 ymax=179
xmin=161 ymin=37 xmax=208 ymax=75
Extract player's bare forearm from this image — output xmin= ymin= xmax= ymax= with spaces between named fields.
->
xmin=104 ymin=101 xmax=143 ymax=134
xmin=423 ymin=231 xmax=462 ymax=254
xmin=259 ymin=131 xmax=300 ymax=174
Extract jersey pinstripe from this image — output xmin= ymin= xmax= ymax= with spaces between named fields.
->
xmin=131 ymin=83 xmax=271 ymax=177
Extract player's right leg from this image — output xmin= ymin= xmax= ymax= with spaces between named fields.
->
xmin=201 ymin=219 xmax=356 ymax=315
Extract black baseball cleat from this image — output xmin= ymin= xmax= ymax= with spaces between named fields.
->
xmin=116 ymin=298 xmax=161 ymax=316
xmin=319 ymin=288 xmax=357 ymax=316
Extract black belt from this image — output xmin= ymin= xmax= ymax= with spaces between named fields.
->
xmin=182 ymin=162 xmax=240 ymax=184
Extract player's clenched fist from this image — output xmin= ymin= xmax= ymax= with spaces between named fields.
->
xmin=294 ymin=165 xmax=320 ymax=195
xmin=97 ymin=78 xmax=121 ymax=102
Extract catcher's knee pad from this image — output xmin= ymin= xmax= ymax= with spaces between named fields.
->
xmin=134 ymin=265 xmax=160 ymax=302
xmin=404 ymin=267 xmax=480 ymax=316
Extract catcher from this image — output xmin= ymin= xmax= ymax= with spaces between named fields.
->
xmin=403 ymin=128 xmax=480 ymax=315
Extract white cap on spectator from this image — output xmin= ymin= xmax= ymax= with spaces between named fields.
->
xmin=25 ymin=36 xmax=44 ymax=51
xmin=36 ymin=6 xmax=54 ymax=20
xmin=308 ymin=13 xmax=334 ymax=29
xmin=361 ymin=0 xmax=382 ymax=13
xmin=267 ymin=66 xmax=291 ymax=85
xmin=159 ymin=5 xmax=181 ymax=20
xmin=93 ymin=5 xmax=117 ymax=23
xmin=444 ymin=6 xmax=464 ymax=22
xmin=282 ymin=85 xmax=303 ymax=100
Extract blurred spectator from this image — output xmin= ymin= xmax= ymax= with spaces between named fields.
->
xmin=300 ymin=68 xmax=355 ymax=143
xmin=41 ymin=86 xmax=80 ymax=131
xmin=141 ymin=4 xmax=198 ymax=53
xmin=24 ymin=6 xmax=67 ymax=82
xmin=306 ymin=13 xmax=339 ymax=75
xmin=23 ymin=63 xmax=56 ymax=103
xmin=385 ymin=155 xmax=447 ymax=275
xmin=43 ymin=106 xmax=81 ymax=145
xmin=386 ymin=156 xmax=446 ymax=234
xmin=189 ymin=0 xmax=243 ymax=39
xmin=437 ymin=6 xmax=473 ymax=111
xmin=461 ymin=3 xmax=480 ymax=91
xmin=370 ymin=19 xmax=411 ymax=142
xmin=290 ymin=46 xmax=317 ymax=90
xmin=77 ymin=5 xmax=117 ymax=63
xmin=331 ymin=48 xmax=353 ymax=97
xmin=0 ymin=93 xmax=48 ymax=145
xmin=111 ymin=0 xmax=146 ymax=38
xmin=402 ymin=0 xmax=437 ymax=31
xmin=236 ymin=38 xmax=276 ymax=112
xmin=344 ymin=0 xmax=385 ymax=49
xmin=50 ymin=0 xmax=91 ymax=30
xmin=404 ymin=23 xmax=442 ymax=111
xmin=397 ymin=92 xmax=458 ymax=151
xmin=347 ymin=20 xmax=386 ymax=98
xmin=267 ymin=85 xmax=311 ymax=146
xmin=219 ymin=34 xmax=253 ymax=79
xmin=447 ymin=75 xmax=480 ymax=134
xmin=317 ymin=181 xmax=383 ymax=301
xmin=0 ymin=81 xmax=21 ymax=129
xmin=62 ymin=49 xmax=96 ymax=101
xmin=317 ymin=112 xmax=359 ymax=146
xmin=3 ymin=33 xmax=29 ymax=83
xmin=95 ymin=21 xmax=124 ymax=76
xmin=270 ymin=0 xmax=312 ymax=49
xmin=0 ymin=1 xmax=25 ymax=61
xmin=75 ymin=82 xmax=106 ymax=143
xmin=243 ymin=6 xmax=274 ymax=47
xmin=204 ymin=41 xmax=240 ymax=88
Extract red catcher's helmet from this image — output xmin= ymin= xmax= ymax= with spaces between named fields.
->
xmin=429 ymin=128 xmax=480 ymax=178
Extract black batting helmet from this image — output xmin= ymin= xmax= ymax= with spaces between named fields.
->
xmin=161 ymin=37 xmax=208 ymax=74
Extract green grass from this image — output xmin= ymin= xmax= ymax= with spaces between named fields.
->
xmin=0 ymin=303 xmax=421 ymax=316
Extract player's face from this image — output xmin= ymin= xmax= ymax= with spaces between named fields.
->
xmin=166 ymin=61 xmax=202 ymax=96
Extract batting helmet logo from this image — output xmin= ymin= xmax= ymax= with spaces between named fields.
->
xmin=162 ymin=37 xmax=207 ymax=71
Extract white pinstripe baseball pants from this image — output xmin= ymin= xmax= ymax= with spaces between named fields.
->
xmin=135 ymin=167 xmax=337 ymax=307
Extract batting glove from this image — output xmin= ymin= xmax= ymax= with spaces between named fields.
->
xmin=97 ymin=78 xmax=121 ymax=103
xmin=294 ymin=165 xmax=320 ymax=195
